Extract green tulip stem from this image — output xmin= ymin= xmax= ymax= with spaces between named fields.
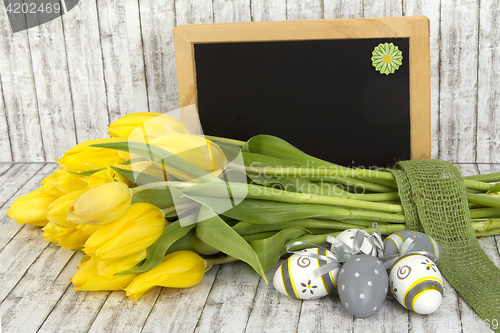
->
xmin=205 ymin=255 xmax=240 ymax=266
xmin=464 ymin=172 xmax=500 ymax=183
xmin=475 ymin=228 xmax=500 ymax=237
xmin=204 ymin=135 xmax=246 ymax=148
xmin=471 ymin=219 xmax=500 ymax=232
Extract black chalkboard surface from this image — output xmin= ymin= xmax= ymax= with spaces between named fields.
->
xmin=174 ymin=17 xmax=430 ymax=167
xmin=195 ymin=38 xmax=410 ymax=168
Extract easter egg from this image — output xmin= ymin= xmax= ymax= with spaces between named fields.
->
xmin=337 ymin=229 xmax=377 ymax=256
xmin=337 ymin=254 xmax=388 ymax=318
xmin=389 ymin=253 xmax=444 ymax=314
xmin=273 ymin=248 xmax=339 ymax=300
xmin=383 ymin=230 xmax=443 ymax=262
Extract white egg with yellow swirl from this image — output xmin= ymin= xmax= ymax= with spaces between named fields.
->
xmin=273 ymin=248 xmax=339 ymax=300
xmin=389 ymin=253 xmax=444 ymax=314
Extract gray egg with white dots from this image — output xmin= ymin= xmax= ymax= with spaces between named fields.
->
xmin=337 ymin=254 xmax=388 ymax=318
xmin=383 ymin=230 xmax=443 ymax=263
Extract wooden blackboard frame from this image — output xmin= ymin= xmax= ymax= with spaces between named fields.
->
xmin=173 ymin=16 xmax=431 ymax=160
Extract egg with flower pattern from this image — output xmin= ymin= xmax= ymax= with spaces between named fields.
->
xmin=273 ymin=248 xmax=339 ymax=300
xmin=383 ymin=230 xmax=443 ymax=263
xmin=389 ymin=253 xmax=444 ymax=314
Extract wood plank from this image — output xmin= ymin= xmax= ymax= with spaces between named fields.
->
xmin=175 ymin=0 xmax=214 ymax=25
xmin=476 ymin=0 xmax=500 ymax=163
xmin=138 ymin=0 xmax=179 ymax=113
xmin=0 ymin=5 xmax=44 ymax=162
xmin=245 ymin=260 xmax=302 ymax=332
xmin=362 ymin=0 xmax=403 ymax=17
xmin=61 ymin=0 xmax=110 ymax=143
xmin=37 ymin=281 xmax=111 ymax=333
xmin=0 ymin=163 xmax=47 ymax=209
xmin=213 ymin=0 xmax=251 ymax=23
xmin=26 ymin=15 xmax=77 ymax=161
xmin=286 ymin=0 xmax=323 ymax=20
xmin=0 ymin=244 xmax=78 ymax=332
xmin=96 ymin=0 xmax=149 ymax=122
xmin=0 ymin=164 xmax=58 ymax=251
xmin=354 ymin=298 xmax=409 ymax=333
xmin=250 ymin=0 xmax=286 ymax=22
xmin=324 ymin=0 xmax=363 ymax=19
xmin=141 ymin=266 xmax=220 ymax=333
xmin=87 ymin=289 xmax=160 ymax=333
xmin=194 ymin=261 xmax=260 ymax=332
xmin=0 ymin=79 xmax=13 ymax=162
xmin=0 ymin=163 xmax=13 ymax=177
xmin=403 ymin=0 xmax=442 ymax=160
xmin=438 ymin=0 xmax=480 ymax=163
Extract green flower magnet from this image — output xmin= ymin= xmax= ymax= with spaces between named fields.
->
xmin=371 ymin=43 xmax=403 ymax=75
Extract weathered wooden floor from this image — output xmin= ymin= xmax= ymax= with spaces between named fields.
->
xmin=0 ymin=163 xmax=499 ymax=333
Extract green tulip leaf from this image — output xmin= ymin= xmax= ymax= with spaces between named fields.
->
xmin=118 ymin=220 xmax=195 ymax=274
xmin=109 ymin=165 xmax=165 ymax=185
xmin=250 ymin=227 xmax=310 ymax=272
xmin=196 ymin=205 xmax=267 ymax=282
xmin=243 ymin=135 xmax=348 ymax=171
xmin=131 ymin=188 xmax=179 ymax=209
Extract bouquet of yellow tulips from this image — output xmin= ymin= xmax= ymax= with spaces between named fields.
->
xmin=6 ymin=112 xmax=500 ymax=300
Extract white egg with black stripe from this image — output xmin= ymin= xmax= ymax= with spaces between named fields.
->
xmin=383 ymin=230 xmax=443 ymax=263
xmin=389 ymin=253 xmax=444 ymax=314
xmin=336 ymin=229 xmax=377 ymax=256
xmin=273 ymin=248 xmax=339 ymax=300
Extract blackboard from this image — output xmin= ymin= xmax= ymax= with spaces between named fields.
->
xmin=174 ymin=17 xmax=430 ymax=168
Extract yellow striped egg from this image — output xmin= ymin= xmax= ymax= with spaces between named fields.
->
xmin=383 ymin=230 xmax=443 ymax=263
xmin=273 ymin=248 xmax=339 ymax=300
xmin=389 ymin=253 xmax=444 ymax=314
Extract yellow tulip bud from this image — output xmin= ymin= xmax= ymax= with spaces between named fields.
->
xmin=71 ymin=256 xmax=137 ymax=291
xmin=41 ymin=169 xmax=87 ymax=197
xmin=110 ymin=160 xmax=167 ymax=184
xmin=42 ymin=223 xmax=59 ymax=243
xmin=76 ymin=223 xmax=100 ymax=236
xmin=86 ymin=169 xmax=114 ymax=187
xmin=42 ymin=223 xmax=90 ymax=251
xmin=96 ymin=250 xmax=146 ymax=279
xmin=108 ymin=112 xmax=190 ymax=139
xmin=67 ymin=182 xmax=132 ymax=225
xmin=55 ymin=138 xmax=128 ymax=173
xmin=57 ymin=227 xmax=91 ymax=251
xmin=7 ymin=189 xmax=58 ymax=226
xmin=147 ymin=132 xmax=227 ymax=181
xmin=124 ymin=251 xmax=205 ymax=300
xmin=83 ymin=202 xmax=165 ymax=261
xmin=46 ymin=189 xmax=87 ymax=228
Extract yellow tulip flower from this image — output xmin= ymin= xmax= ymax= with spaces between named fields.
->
xmin=7 ymin=189 xmax=58 ymax=227
xmin=56 ymin=138 xmax=128 ymax=173
xmin=83 ymin=202 xmax=165 ymax=261
xmin=71 ymin=255 xmax=138 ymax=291
xmin=108 ymin=112 xmax=190 ymax=139
xmin=86 ymin=169 xmax=114 ymax=187
xmin=146 ymin=132 xmax=227 ymax=181
xmin=42 ymin=223 xmax=90 ymax=251
xmin=96 ymin=250 xmax=146 ymax=279
xmin=124 ymin=251 xmax=206 ymax=300
xmin=41 ymin=169 xmax=88 ymax=197
xmin=67 ymin=182 xmax=132 ymax=225
xmin=46 ymin=189 xmax=87 ymax=228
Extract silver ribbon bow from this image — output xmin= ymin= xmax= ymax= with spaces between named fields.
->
xmin=286 ymin=223 xmax=383 ymax=278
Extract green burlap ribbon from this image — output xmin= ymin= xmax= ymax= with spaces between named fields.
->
xmin=389 ymin=160 xmax=500 ymax=331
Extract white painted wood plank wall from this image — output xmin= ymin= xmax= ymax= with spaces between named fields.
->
xmin=0 ymin=0 xmax=499 ymax=163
